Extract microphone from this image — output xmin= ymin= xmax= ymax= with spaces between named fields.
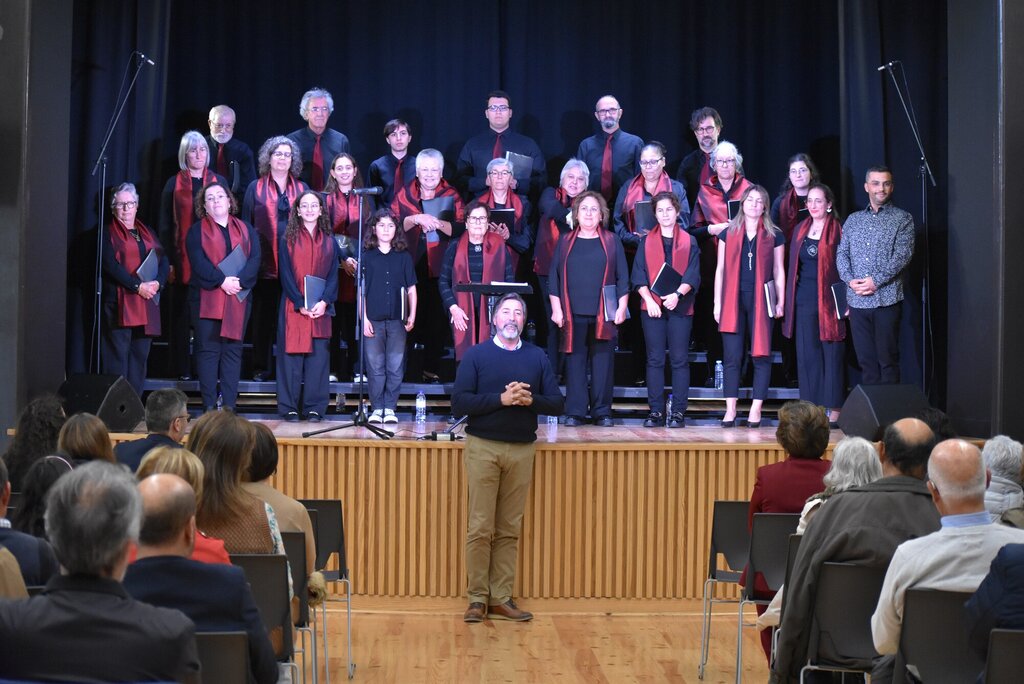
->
xmin=137 ymin=51 xmax=156 ymax=66
xmin=352 ymin=186 xmax=383 ymax=196
xmin=444 ymin=414 xmax=469 ymax=434
xmin=877 ymin=60 xmax=898 ymax=72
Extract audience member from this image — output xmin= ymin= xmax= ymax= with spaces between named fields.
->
xmin=114 ymin=388 xmax=189 ymax=471
xmin=982 ymin=435 xmax=1024 ymax=524
xmin=917 ymin=406 xmax=957 ymax=440
xmin=772 ymin=418 xmax=939 ymax=683
xmin=2 ymin=394 xmax=65 ymax=491
xmin=0 ymin=458 xmax=58 ymax=586
xmin=965 ymin=542 xmax=1024 ymax=665
xmin=871 ymin=440 xmax=1024 ymax=680
xmin=10 ymin=455 xmax=73 ymax=540
xmin=0 ymin=461 xmax=199 ymax=683
xmin=0 ymin=548 xmax=27 ymax=599
xmin=136 ymin=446 xmax=230 ymax=564
xmin=57 ymin=412 xmax=115 ymax=465
xmin=124 ymin=474 xmax=277 ymax=684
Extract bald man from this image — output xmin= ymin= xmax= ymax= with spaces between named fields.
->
xmin=871 ymin=440 xmax=1024 ymax=661
xmin=772 ymin=419 xmax=942 ymax=683
xmin=123 ymin=475 xmax=278 ymax=684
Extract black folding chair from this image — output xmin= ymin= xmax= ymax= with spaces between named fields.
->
xmin=770 ymin=533 xmax=803 ymax=666
xmin=800 ymin=562 xmax=886 ymax=682
xmin=282 ymin=530 xmax=316 ymax=684
xmin=299 ymin=498 xmax=355 ymax=681
xmin=985 ymin=628 xmax=1024 ymax=683
xmin=698 ymin=500 xmax=751 ymax=680
xmin=230 ymin=553 xmax=299 ymax=683
xmin=196 ymin=631 xmax=250 ymax=684
xmin=735 ymin=512 xmax=799 ymax=683
xmin=897 ymin=588 xmax=983 ymax=683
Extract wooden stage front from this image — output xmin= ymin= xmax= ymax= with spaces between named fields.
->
xmin=117 ymin=420 xmax=840 ymax=605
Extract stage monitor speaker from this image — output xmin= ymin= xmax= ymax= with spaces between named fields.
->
xmin=838 ymin=384 xmax=930 ymax=441
xmin=58 ymin=374 xmax=145 ymax=432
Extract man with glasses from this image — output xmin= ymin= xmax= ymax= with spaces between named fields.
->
xmin=456 ymin=90 xmax=546 ymax=200
xmin=287 ymin=87 xmax=350 ymax=191
xmin=576 ymin=94 xmax=644 ymax=205
xmin=114 ymin=389 xmax=188 ymax=472
xmin=206 ymin=104 xmax=256 ymax=198
xmin=677 ymin=107 xmax=724 ymax=210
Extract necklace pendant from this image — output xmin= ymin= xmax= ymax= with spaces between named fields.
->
xmin=747 ymin=251 xmax=753 ymax=271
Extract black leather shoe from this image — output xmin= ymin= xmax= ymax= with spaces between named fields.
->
xmin=668 ymin=412 xmax=686 ymax=428
xmin=178 ymin=374 xmax=193 ymax=381
xmin=284 ymin=411 xmax=300 ymax=423
xmin=594 ymin=416 xmax=614 ymax=427
xmin=643 ymin=411 xmax=664 ymax=428
xmin=253 ymin=370 xmax=270 ymax=382
xmin=563 ymin=415 xmax=585 ymax=427
xmin=307 ymin=411 xmax=322 ymax=423
xmin=720 ymin=418 xmax=736 ymax=428
xmin=746 ymin=417 xmax=762 ymax=429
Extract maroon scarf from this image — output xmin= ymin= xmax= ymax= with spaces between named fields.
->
xmin=776 ymin=187 xmax=806 ymax=243
xmin=284 ymin=228 xmax=335 ymax=354
xmin=451 ymin=233 xmax=508 ymax=359
xmin=198 ymin=215 xmax=251 ymax=341
xmin=476 ymin=188 xmax=525 ymax=273
xmin=534 ymin=188 xmax=570 ymax=276
xmin=556 ymin=228 xmax=618 ymax=353
xmin=719 ymin=220 xmax=776 ymax=357
xmin=642 ymin=228 xmax=696 ymax=315
xmin=327 ymin=189 xmax=369 ymax=304
xmin=621 ymin=171 xmax=673 ymax=235
xmin=110 ymin=218 xmax=161 ymax=335
xmin=173 ymin=169 xmax=216 ymax=284
xmin=783 ymin=215 xmax=845 ymax=342
xmin=693 ymin=174 xmax=752 ymax=227
xmin=252 ymin=175 xmax=303 ymax=279
xmin=391 ymin=179 xmax=465 ymax=277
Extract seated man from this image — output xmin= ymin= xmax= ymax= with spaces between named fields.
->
xmin=124 ymin=473 xmax=278 ymax=684
xmin=981 ymin=435 xmax=1024 ymax=524
xmin=0 ymin=458 xmax=58 ymax=586
xmin=966 ymin=542 xmax=1024 ymax=663
xmin=0 ymin=461 xmax=199 ymax=683
xmin=772 ymin=418 xmax=940 ymax=683
xmin=114 ymin=387 xmax=188 ymax=471
xmin=871 ymin=440 xmax=1024 ymax=676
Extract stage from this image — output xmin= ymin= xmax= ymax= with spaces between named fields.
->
xmin=115 ymin=419 xmax=842 ymax=603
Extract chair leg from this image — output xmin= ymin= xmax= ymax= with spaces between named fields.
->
xmin=341 ymin=577 xmax=355 ymax=680
xmin=296 ymin=625 xmax=315 ymax=684
xmin=320 ymin=599 xmax=331 ymax=684
xmin=699 ymin=577 xmax=715 ymax=679
xmin=735 ymin=599 xmax=747 ymax=684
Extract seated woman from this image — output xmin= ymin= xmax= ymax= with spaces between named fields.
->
xmin=57 ymin=413 xmax=115 ymax=466
xmin=11 ymin=455 xmax=74 ymax=540
xmin=2 ymin=395 xmax=66 ymax=491
xmin=135 ymin=445 xmax=231 ymax=564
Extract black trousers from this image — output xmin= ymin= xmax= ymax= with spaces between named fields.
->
xmin=794 ymin=301 xmax=846 ymax=409
xmin=100 ymin=300 xmax=152 ymax=397
xmin=276 ymin=336 xmax=330 ymax=417
xmin=721 ymin=289 xmax=772 ymax=400
xmin=165 ymin=282 xmax=193 ymax=377
xmin=641 ymin=312 xmax=693 ymax=414
xmin=193 ymin=310 xmax=249 ymax=410
xmin=250 ymin=278 xmax=280 ymax=376
xmin=564 ymin=315 xmax=615 ymax=419
xmin=849 ymin=302 xmax=901 ymax=384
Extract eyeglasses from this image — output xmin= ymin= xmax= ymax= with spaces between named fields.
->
xmin=790 ymin=167 xmax=810 ymax=175
xmin=639 ymin=158 xmax=664 ymax=168
xmin=466 ymin=216 xmax=489 ymax=224
xmin=486 ymin=105 xmax=510 ymax=113
xmin=308 ymin=106 xmax=330 ymax=114
xmin=715 ymin=158 xmax=736 ymax=167
xmin=113 ymin=201 xmax=138 ymax=209
xmin=695 ymin=125 xmax=718 ymax=134
xmin=488 ymin=170 xmax=512 ymax=177
xmin=176 ymin=413 xmax=190 ymax=423
xmin=596 ymin=108 xmax=621 ymax=116
xmin=211 ymin=122 xmax=234 ymax=131
xmin=298 ymin=203 xmax=321 ymax=211
xmin=272 ymin=151 xmax=293 ymax=158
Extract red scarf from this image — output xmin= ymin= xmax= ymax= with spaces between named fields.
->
xmin=252 ymin=175 xmax=303 ymax=279
xmin=327 ymin=189 xmax=369 ymax=303
xmin=556 ymin=228 xmax=618 ymax=353
xmin=776 ymin=187 xmax=805 ymax=243
xmin=284 ymin=229 xmax=335 ymax=354
xmin=390 ymin=179 xmax=464 ymax=277
xmin=198 ymin=216 xmax=251 ymax=341
xmin=109 ymin=218 xmax=161 ymax=335
xmin=451 ymin=233 xmax=507 ymax=359
xmin=719 ymin=220 xmax=775 ymax=357
xmin=642 ymin=228 xmax=696 ymax=315
xmin=783 ymin=215 xmax=845 ymax=342
xmin=173 ymin=169 xmax=217 ymax=284
xmin=476 ymin=189 xmax=525 ymax=273
xmin=534 ymin=188 xmax=570 ymax=276
xmin=621 ymin=171 xmax=673 ymax=235
xmin=693 ymin=174 xmax=752 ymax=227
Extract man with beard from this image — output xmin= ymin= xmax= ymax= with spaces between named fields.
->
xmin=287 ymin=87 xmax=351 ymax=191
xmin=677 ymin=107 xmax=723 ymax=210
xmin=207 ymin=104 xmax=256 ymax=199
xmin=576 ymin=94 xmax=643 ymax=205
xmin=452 ymin=293 xmax=564 ymax=624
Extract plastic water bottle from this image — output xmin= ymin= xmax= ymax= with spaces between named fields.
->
xmin=546 ymin=414 xmax=558 ymax=425
xmin=666 ymin=393 xmax=673 ymax=416
xmin=415 ymin=391 xmax=427 ymax=423
xmin=714 ymin=360 xmax=725 ymax=391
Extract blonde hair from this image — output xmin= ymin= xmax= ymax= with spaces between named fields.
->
xmin=137 ymin=447 xmax=205 ymax=500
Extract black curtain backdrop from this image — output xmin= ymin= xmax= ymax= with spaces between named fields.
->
xmin=66 ymin=0 xmax=948 ymax=404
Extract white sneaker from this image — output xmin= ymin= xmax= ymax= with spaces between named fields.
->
xmin=353 ymin=373 xmax=367 ymax=383
xmin=383 ymin=408 xmax=398 ymax=424
xmin=368 ymin=409 xmax=383 ymax=424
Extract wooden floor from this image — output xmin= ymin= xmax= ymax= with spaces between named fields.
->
xmin=313 ymin=597 xmax=770 ymax=683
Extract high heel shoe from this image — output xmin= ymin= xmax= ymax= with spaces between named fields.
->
xmin=721 ymin=416 xmax=737 ymax=428
xmin=746 ymin=419 xmax=762 ymax=429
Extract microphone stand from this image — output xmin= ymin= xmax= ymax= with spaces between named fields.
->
xmin=304 ymin=191 xmax=391 ymax=439
xmin=88 ymin=51 xmax=150 ymax=372
xmin=881 ymin=61 xmax=936 ymax=396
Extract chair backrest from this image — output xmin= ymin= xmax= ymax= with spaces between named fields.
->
xmin=195 ymin=631 xmax=250 ymax=684
xmin=779 ymin=533 xmax=803 ymax=623
xmin=986 ymin=628 xmax=1024 ymax=683
xmin=744 ymin=513 xmax=800 ymax=598
xmin=899 ymin=588 xmax=983 ymax=683
xmin=707 ymin=500 xmax=750 ymax=582
xmin=281 ymin=530 xmax=310 ymax=626
xmin=230 ymin=553 xmax=293 ymax=659
xmin=807 ymin=562 xmax=887 ymax=667
xmin=298 ymin=498 xmax=347 ymax=580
